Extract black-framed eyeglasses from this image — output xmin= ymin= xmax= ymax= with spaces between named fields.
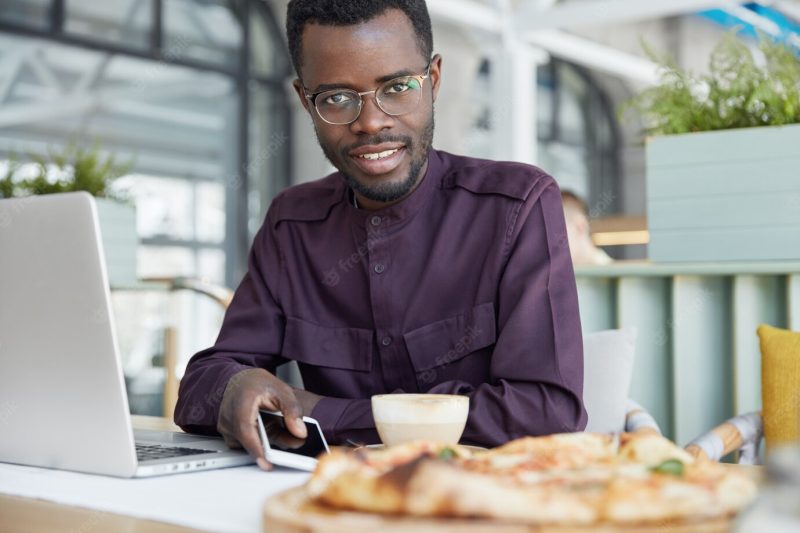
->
xmin=304 ymin=60 xmax=433 ymax=125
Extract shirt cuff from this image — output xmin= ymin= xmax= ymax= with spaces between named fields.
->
xmin=310 ymin=396 xmax=352 ymax=442
xmin=310 ymin=396 xmax=377 ymax=444
xmin=175 ymin=362 xmax=250 ymax=432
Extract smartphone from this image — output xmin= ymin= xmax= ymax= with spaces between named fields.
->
xmin=256 ymin=410 xmax=329 ymax=471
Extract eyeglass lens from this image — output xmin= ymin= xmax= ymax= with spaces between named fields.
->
xmin=314 ymin=76 xmax=424 ymax=124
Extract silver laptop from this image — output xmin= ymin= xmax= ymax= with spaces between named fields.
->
xmin=0 ymin=192 xmax=253 ymax=477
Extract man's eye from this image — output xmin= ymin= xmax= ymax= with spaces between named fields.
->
xmin=386 ymin=83 xmax=410 ymax=94
xmin=385 ymin=79 xmax=419 ymax=94
xmin=324 ymin=92 xmax=353 ymax=105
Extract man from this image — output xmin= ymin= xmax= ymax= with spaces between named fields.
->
xmin=561 ymin=190 xmax=613 ymax=266
xmin=175 ymin=0 xmax=586 ymax=469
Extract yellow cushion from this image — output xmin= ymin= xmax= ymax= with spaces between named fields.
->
xmin=758 ymin=324 xmax=800 ymax=448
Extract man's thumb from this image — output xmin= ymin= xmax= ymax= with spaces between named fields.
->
xmin=285 ymin=415 xmax=308 ymax=439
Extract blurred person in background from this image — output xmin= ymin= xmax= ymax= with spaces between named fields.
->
xmin=561 ymin=190 xmax=613 ymax=266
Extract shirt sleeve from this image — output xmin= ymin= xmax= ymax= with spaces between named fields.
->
xmin=426 ymin=180 xmax=587 ymax=447
xmin=173 ymin=211 xmax=289 ymax=435
xmin=310 ymin=397 xmax=378 ymax=445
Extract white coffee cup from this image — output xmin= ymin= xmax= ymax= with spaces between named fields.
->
xmin=371 ymin=393 xmax=469 ymax=446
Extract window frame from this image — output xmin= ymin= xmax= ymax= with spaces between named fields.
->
xmin=0 ymin=0 xmax=293 ymax=287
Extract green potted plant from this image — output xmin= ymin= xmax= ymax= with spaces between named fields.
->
xmin=0 ymin=142 xmax=138 ymax=285
xmin=624 ymin=33 xmax=800 ymax=262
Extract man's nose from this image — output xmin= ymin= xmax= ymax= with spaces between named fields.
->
xmin=349 ymin=94 xmax=394 ymax=135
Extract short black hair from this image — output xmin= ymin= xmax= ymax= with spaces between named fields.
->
xmin=286 ymin=0 xmax=433 ymax=77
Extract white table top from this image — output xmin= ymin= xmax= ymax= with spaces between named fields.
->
xmin=0 ymin=416 xmax=310 ymax=533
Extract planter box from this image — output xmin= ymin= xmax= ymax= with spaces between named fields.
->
xmin=647 ymin=124 xmax=800 ymax=262
xmin=95 ymin=198 xmax=138 ymax=286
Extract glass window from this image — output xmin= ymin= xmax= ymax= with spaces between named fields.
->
xmin=111 ymin=290 xmax=171 ymax=372
xmin=163 ymin=0 xmax=242 ymax=68
xmin=466 ymin=57 xmax=621 ymax=220
xmin=538 ymin=142 xmax=589 ymax=198
xmin=590 ymin=92 xmax=616 ymax=152
xmin=198 ymin=247 xmax=225 ymax=283
xmin=249 ymin=81 xmax=290 ymax=235
xmin=557 ymin=65 xmax=589 ymax=145
xmin=65 ymin=0 xmax=152 ymax=49
xmin=138 ymin=245 xmax=195 ymax=278
xmin=1 ymin=0 xmax=291 ymax=415
xmin=177 ymin=291 xmax=226 ymax=376
xmin=536 ymin=63 xmax=555 ymax=140
xmin=250 ymin=2 xmax=289 ymax=77
xmin=462 ymin=59 xmax=493 ymax=159
xmin=0 ymin=0 xmax=50 ymax=29
xmin=196 ymin=182 xmax=226 ymax=244
xmin=121 ymin=175 xmax=194 ymax=241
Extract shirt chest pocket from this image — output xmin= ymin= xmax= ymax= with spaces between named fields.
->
xmin=403 ymin=302 xmax=497 ymax=389
xmin=282 ymin=317 xmax=373 ymax=372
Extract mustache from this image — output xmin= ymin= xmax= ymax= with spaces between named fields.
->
xmin=341 ymin=135 xmax=413 ymax=154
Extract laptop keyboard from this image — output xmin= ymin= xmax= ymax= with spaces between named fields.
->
xmin=136 ymin=443 xmax=218 ymax=462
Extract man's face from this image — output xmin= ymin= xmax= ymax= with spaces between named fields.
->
xmin=293 ymin=9 xmax=441 ymax=204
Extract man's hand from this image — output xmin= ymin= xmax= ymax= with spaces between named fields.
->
xmin=293 ymin=387 xmax=323 ymax=417
xmin=217 ymin=368 xmax=307 ymax=471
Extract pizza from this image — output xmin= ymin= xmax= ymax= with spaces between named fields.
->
xmin=304 ymin=432 xmax=757 ymax=527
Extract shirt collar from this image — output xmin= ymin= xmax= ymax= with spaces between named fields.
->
xmin=343 ymin=148 xmax=444 ymax=227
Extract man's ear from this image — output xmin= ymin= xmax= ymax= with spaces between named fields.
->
xmin=292 ymin=79 xmax=312 ymax=114
xmin=429 ymin=54 xmax=442 ymax=102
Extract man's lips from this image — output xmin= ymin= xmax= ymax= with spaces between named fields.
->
xmin=348 ymin=143 xmax=407 ymax=176
xmin=348 ymin=142 xmax=405 ymax=157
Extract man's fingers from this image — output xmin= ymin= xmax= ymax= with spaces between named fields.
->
xmin=216 ymin=368 xmax=302 ymax=472
xmin=222 ymin=435 xmax=242 ymax=450
xmin=256 ymin=457 xmax=272 ymax=471
xmin=235 ymin=413 xmax=267 ymax=462
xmin=221 ymin=418 xmax=271 ymax=470
xmin=261 ymin=389 xmax=308 ymax=440
xmin=284 ymin=415 xmax=308 ymax=439
xmin=277 ymin=393 xmax=307 ymax=439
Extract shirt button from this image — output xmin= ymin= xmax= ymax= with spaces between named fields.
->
xmin=374 ymin=263 xmax=385 ymax=274
xmin=370 ymin=216 xmax=382 ymax=226
xmin=381 ymin=336 xmax=392 ymax=347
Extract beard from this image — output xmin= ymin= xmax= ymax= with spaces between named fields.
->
xmin=317 ymin=113 xmax=435 ymax=204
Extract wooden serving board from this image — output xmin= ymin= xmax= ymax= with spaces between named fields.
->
xmin=262 ymin=486 xmax=737 ymax=533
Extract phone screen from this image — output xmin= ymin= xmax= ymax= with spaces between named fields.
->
xmin=258 ymin=411 xmax=328 ymax=458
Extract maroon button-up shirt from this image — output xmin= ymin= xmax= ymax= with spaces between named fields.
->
xmin=175 ymin=149 xmax=587 ymax=447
